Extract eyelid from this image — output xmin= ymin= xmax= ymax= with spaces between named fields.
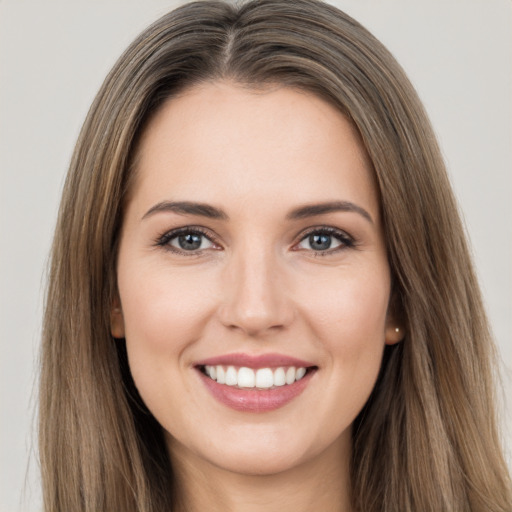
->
xmin=155 ymin=225 xmax=222 ymax=254
xmin=292 ymin=225 xmax=355 ymax=253
xmin=154 ymin=224 xmax=356 ymax=256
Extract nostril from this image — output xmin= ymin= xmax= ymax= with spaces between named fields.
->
xmin=216 ymin=267 xmax=295 ymax=335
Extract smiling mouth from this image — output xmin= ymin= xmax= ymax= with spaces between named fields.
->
xmin=198 ymin=365 xmax=317 ymax=389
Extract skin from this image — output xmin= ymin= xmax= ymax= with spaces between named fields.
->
xmin=112 ymin=81 xmax=402 ymax=512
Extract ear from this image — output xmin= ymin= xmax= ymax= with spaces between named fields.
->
xmin=384 ymin=288 xmax=405 ymax=345
xmin=110 ymin=295 xmax=125 ymax=339
xmin=384 ymin=321 xmax=404 ymax=345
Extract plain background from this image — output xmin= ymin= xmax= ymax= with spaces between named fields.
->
xmin=0 ymin=1 xmax=510 ymax=510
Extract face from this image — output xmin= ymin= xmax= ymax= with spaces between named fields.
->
xmin=112 ymin=82 xmax=401 ymax=477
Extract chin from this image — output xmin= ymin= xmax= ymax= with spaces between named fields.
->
xmin=175 ymin=425 xmax=340 ymax=478
xmin=209 ymin=447 xmax=309 ymax=477
xmin=166 ymin=425 xmax=311 ymax=474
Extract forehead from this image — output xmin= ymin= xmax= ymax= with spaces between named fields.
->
xmin=129 ymin=81 xmax=378 ymax=219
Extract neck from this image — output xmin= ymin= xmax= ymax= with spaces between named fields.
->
xmin=169 ymin=435 xmax=353 ymax=512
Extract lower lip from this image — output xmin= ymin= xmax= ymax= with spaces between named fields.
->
xmin=198 ymin=369 xmax=315 ymax=413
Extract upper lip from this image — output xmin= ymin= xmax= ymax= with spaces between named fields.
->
xmin=194 ymin=352 xmax=316 ymax=369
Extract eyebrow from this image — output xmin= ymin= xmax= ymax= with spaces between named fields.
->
xmin=286 ymin=201 xmax=373 ymax=224
xmin=142 ymin=201 xmax=228 ymax=220
xmin=142 ymin=199 xmax=373 ymax=224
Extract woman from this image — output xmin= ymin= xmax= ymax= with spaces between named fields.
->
xmin=39 ymin=0 xmax=512 ymax=510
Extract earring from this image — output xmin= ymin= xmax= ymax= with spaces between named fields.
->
xmin=395 ymin=327 xmax=400 ymax=333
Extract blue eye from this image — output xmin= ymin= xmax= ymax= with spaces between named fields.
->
xmin=157 ymin=228 xmax=215 ymax=253
xmin=172 ymin=232 xmax=211 ymax=251
xmin=296 ymin=228 xmax=353 ymax=253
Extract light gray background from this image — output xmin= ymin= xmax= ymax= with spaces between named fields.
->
xmin=1 ymin=1 xmax=510 ymax=510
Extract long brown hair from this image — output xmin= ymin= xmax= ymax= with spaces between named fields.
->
xmin=40 ymin=1 xmax=512 ymax=510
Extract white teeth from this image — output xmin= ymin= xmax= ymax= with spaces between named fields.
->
xmin=216 ymin=365 xmax=225 ymax=384
xmin=237 ymin=367 xmax=255 ymax=388
xmin=203 ymin=364 xmax=310 ymax=388
xmin=255 ymin=368 xmax=274 ymax=389
xmin=225 ymin=366 xmax=237 ymax=386
xmin=273 ymin=367 xmax=286 ymax=386
xmin=296 ymin=367 xmax=306 ymax=380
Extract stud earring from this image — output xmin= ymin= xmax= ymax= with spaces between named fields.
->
xmin=395 ymin=327 xmax=400 ymax=333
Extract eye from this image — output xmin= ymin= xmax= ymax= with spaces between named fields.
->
xmin=171 ymin=232 xmax=213 ymax=251
xmin=156 ymin=227 xmax=218 ymax=254
xmin=295 ymin=227 xmax=354 ymax=253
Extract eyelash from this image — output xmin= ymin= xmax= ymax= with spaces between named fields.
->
xmin=155 ymin=226 xmax=218 ymax=256
xmin=155 ymin=226 xmax=356 ymax=256
xmin=295 ymin=226 xmax=355 ymax=256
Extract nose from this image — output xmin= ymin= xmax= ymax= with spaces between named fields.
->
xmin=217 ymin=246 xmax=294 ymax=337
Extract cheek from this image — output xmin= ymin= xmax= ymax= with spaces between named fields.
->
xmin=117 ymin=262 xmax=217 ymax=399
xmin=300 ymin=270 xmax=390 ymax=428
xmin=298 ymin=263 xmax=390 ymax=338
xmin=117 ymin=261 xmax=222 ymax=429
xmin=296 ymin=265 xmax=390 ymax=383
xmin=120 ymin=263 xmax=214 ymax=347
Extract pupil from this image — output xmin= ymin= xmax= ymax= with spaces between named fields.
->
xmin=178 ymin=233 xmax=202 ymax=250
xmin=310 ymin=234 xmax=331 ymax=250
